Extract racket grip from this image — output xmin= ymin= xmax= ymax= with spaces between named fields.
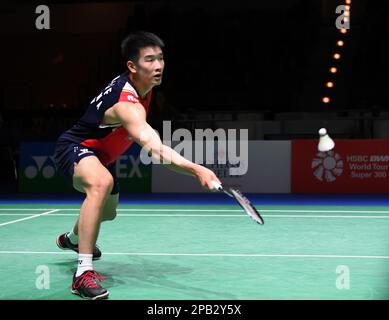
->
xmin=211 ymin=180 xmax=222 ymax=191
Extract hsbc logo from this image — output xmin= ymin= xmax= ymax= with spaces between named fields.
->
xmin=312 ymin=151 xmax=344 ymax=182
xmin=25 ymin=156 xmax=56 ymax=179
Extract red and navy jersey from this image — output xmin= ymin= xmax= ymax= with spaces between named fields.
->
xmin=57 ymin=71 xmax=152 ymax=166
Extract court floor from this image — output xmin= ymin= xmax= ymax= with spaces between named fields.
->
xmin=1 ymin=202 xmax=389 ymax=300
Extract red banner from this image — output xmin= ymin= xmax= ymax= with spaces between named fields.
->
xmin=291 ymin=139 xmax=389 ymax=193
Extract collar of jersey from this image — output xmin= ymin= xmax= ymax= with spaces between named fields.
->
xmin=126 ymin=72 xmax=148 ymax=101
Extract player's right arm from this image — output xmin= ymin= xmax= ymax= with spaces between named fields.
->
xmin=109 ymin=102 xmax=221 ymax=190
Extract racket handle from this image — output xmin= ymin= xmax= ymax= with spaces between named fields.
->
xmin=211 ymin=180 xmax=223 ymax=191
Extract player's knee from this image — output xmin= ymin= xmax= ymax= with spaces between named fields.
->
xmin=89 ymin=175 xmax=114 ymax=196
xmin=97 ymin=176 xmax=114 ymax=193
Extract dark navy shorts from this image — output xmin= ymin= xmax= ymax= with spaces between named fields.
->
xmin=53 ymin=141 xmax=119 ymax=195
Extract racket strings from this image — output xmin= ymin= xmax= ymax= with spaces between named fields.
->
xmin=230 ymin=188 xmax=250 ymax=203
xmin=229 ymin=188 xmax=264 ymax=224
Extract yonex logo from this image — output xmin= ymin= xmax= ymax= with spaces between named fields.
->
xmin=77 ymin=148 xmax=94 ymax=157
xmin=312 ymin=151 xmax=344 ymax=182
xmin=25 ymin=156 xmax=56 ymax=179
xmin=116 ymin=155 xmax=143 ymax=178
xmin=73 ymin=146 xmax=94 ymax=157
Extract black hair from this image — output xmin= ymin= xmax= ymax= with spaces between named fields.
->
xmin=121 ymin=31 xmax=165 ymax=63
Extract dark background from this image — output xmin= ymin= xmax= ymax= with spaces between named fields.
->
xmin=0 ymin=0 xmax=388 ymax=189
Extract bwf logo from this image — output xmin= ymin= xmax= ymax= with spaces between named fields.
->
xmin=312 ymin=151 xmax=344 ymax=182
xmin=25 ymin=156 xmax=56 ymax=179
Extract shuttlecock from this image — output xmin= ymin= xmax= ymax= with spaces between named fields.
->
xmin=318 ymin=128 xmax=335 ymax=152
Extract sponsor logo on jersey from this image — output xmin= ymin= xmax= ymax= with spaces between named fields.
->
xmin=126 ymin=94 xmax=139 ymax=103
xmin=77 ymin=148 xmax=94 ymax=157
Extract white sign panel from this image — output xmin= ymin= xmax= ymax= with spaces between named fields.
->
xmin=152 ymin=141 xmax=291 ymax=193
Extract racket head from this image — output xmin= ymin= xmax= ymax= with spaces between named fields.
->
xmin=229 ymin=188 xmax=264 ymax=225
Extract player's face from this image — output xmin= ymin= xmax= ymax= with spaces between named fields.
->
xmin=135 ymin=46 xmax=164 ymax=87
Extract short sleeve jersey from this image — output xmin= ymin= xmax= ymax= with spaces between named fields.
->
xmin=57 ymin=71 xmax=152 ymax=166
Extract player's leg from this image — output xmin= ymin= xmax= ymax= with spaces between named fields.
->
xmin=100 ymin=161 xmax=119 ymax=222
xmin=69 ymin=164 xmax=119 ymax=236
xmin=72 ymin=193 xmax=118 ymax=232
xmin=70 ymin=156 xmax=113 ymax=299
xmin=72 ymin=156 xmax=113 ymax=256
xmin=55 ymin=147 xmax=103 ymax=260
xmin=100 ymin=193 xmax=119 ymax=221
xmin=58 ymin=163 xmax=119 ymax=260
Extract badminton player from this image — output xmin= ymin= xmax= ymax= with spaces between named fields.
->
xmin=53 ymin=31 xmax=221 ymax=299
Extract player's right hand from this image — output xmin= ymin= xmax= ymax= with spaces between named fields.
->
xmin=194 ymin=165 xmax=221 ymax=191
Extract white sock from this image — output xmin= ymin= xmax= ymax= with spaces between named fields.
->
xmin=76 ymin=254 xmax=93 ymax=277
xmin=67 ymin=228 xmax=78 ymax=245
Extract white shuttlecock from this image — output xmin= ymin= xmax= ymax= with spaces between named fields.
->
xmin=318 ymin=128 xmax=335 ymax=152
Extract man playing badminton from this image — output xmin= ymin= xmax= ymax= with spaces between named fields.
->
xmin=53 ymin=31 xmax=221 ymax=299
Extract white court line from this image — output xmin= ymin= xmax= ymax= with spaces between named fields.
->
xmin=5 ymin=214 xmax=389 ymax=219
xmin=1 ymin=213 xmax=389 ymax=219
xmin=0 ymin=209 xmax=59 ymax=227
xmin=0 ymin=250 xmax=388 ymax=260
xmin=2 ymin=208 xmax=389 ymax=214
xmin=115 ymin=214 xmax=389 ymax=219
